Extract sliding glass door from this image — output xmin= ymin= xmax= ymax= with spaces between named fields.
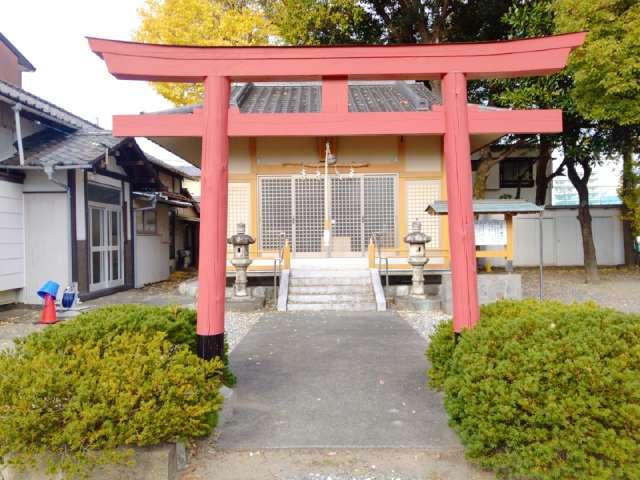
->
xmin=89 ymin=205 xmax=123 ymax=291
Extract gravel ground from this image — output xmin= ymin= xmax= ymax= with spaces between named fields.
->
xmin=180 ymin=448 xmax=491 ymax=480
xmin=0 ymin=274 xmax=265 ymax=353
xmin=225 ymin=311 xmax=263 ymax=351
xmin=0 ymin=321 xmax=43 ymax=351
xmin=521 ymin=266 xmax=640 ymax=313
xmin=395 ymin=310 xmax=450 ymax=342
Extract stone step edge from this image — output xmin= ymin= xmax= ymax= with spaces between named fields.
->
xmin=287 ymin=305 xmax=377 ymax=310
xmin=288 ymin=294 xmax=376 ymax=305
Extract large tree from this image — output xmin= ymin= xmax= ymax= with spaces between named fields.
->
xmin=135 ymin=0 xmax=274 ymax=105
xmin=494 ymin=0 xmax=612 ymax=282
xmin=264 ymin=0 xmax=515 ymax=45
xmin=261 ymin=0 xmax=382 ymax=45
xmin=263 ymin=0 xmax=515 ymax=96
xmin=554 ymin=0 xmax=640 ymax=263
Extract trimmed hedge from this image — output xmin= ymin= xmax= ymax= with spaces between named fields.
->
xmin=0 ymin=305 xmax=235 ymax=478
xmin=427 ymin=300 xmax=640 ymax=480
xmin=17 ymin=304 xmax=236 ymax=386
xmin=0 ymin=332 xmax=223 ymax=478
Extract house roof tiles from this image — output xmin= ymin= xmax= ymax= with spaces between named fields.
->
xmin=427 ymin=199 xmax=544 ymax=215
xmin=2 ymin=128 xmax=123 ymax=168
xmin=0 ymin=80 xmax=197 ymax=178
xmin=0 ymin=79 xmax=94 ymax=130
xmin=160 ymin=80 xmax=440 ymax=116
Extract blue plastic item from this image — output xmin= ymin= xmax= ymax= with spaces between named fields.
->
xmin=61 ymin=286 xmax=76 ymax=308
xmin=37 ymin=281 xmax=60 ymax=300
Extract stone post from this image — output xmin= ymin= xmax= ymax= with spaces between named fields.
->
xmin=227 ymin=223 xmax=255 ymax=297
xmin=404 ymin=220 xmax=431 ymax=298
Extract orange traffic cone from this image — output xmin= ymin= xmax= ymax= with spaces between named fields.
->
xmin=39 ymin=294 xmax=57 ymax=325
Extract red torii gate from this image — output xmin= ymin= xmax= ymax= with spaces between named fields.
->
xmin=89 ymin=33 xmax=585 ymax=360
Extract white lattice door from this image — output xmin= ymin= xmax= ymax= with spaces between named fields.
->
xmin=259 ymin=174 xmax=397 ymax=257
xmin=293 ymin=177 xmax=325 ymax=255
xmin=330 ymin=176 xmax=364 ymax=256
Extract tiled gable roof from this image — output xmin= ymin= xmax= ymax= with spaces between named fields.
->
xmin=1 ymin=128 xmax=123 ymax=168
xmin=162 ymin=81 xmax=440 ymax=116
xmin=0 ymin=79 xmax=95 ymax=130
xmin=0 ymin=80 xmax=195 ymax=177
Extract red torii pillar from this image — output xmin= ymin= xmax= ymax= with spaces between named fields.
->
xmin=87 ymin=33 xmax=586 ymax=359
xmin=197 ymin=76 xmax=230 ymax=357
xmin=442 ymin=72 xmax=479 ymax=330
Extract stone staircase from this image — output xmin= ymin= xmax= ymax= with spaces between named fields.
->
xmin=287 ymin=267 xmax=380 ymax=311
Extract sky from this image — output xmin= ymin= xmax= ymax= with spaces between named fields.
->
xmin=1 ymin=0 xmax=187 ymax=168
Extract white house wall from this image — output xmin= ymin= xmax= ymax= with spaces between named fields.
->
xmin=338 ymin=137 xmax=398 ymax=164
xmin=134 ymin=203 xmax=170 ymax=287
xmin=0 ymin=179 xmax=25 ymax=304
xmin=512 ymin=207 xmax=624 ymax=267
xmin=405 ymin=136 xmax=441 ymax=171
xmin=75 ymin=169 xmax=86 ymax=242
xmin=20 ymin=170 xmax=71 ymax=304
xmin=229 ymin=137 xmax=251 ymax=173
xmin=256 ymin=137 xmax=317 ymax=165
xmin=472 ymin=147 xmax=550 ymax=205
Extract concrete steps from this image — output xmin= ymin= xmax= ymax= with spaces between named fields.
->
xmin=288 ymin=284 xmax=373 ymax=295
xmin=288 ymin=276 xmax=373 ymax=287
xmin=287 ymin=267 xmax=378 ymax=312
xmin=287 ymin=302 xmax=379 ymax=311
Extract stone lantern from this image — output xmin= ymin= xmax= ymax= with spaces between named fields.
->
xmin=404 ymin=220 xmax=431 ymax=297
xmin=227 ymin=223 xmax=255 ymax=297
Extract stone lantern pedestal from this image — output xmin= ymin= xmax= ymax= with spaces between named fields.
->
xmin=394 ymin=221 xmax=441 ymax=312
xmin=226 ymin=223 xmax=265 ymax=311
xmin=405 ymin=220 xmax=430 ymax=298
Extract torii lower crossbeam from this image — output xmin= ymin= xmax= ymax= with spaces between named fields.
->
xmin=89 ymin=33 xmax=585 ymax=359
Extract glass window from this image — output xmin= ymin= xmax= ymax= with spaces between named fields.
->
xmin=111 ymin=211 xmax=119 ymax=246
xmin=92 ymin=252 xmax=102 ymax=284
xmin=500 ymin=158 xmax=534 ymax=188
xmin=111 ymin=251 xmax=119 ymax=280
xmin=136 ymin=209 xmax=157 ymax=234
xmin=144 ymin=210 xmax=157 ymax=233
xmin=87 ymin=183 xmax=121 ymax=205
xmin=136 ymin=211 xmax=143 ymax=233
xmin=91 ymin=209 xmax=102 ymax=247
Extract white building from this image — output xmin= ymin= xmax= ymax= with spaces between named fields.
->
xmin=473 ymin=148 xmax=624 ymax=267
xmin=0 ymin=33 xmax=199 ymax=305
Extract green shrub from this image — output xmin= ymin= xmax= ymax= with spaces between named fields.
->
xmin=427 ymin=300 xmax=640 ymax=479
xmin=17 ymin=305 xmax=236 ymax=386
xmin=426 ymin=318 xmax=455 ymax=390
xmin=0 ymin=331 xmax=224 ymax=478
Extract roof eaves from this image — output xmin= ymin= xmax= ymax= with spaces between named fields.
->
xmin=230 ymin=82 xmax=253 ymax=108
xmin=393 ymin=81 xmax=430 ymax=111
xmin=0 ymin=33 xmax=35 ymax=72
xmin=426 ymin=199 xmax=544 ymax=215
xmin=0 ymin=79 xmax=100 ymax=130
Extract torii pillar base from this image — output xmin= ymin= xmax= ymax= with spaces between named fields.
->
xmin=197 ymin=334 xmax=225 ymax=361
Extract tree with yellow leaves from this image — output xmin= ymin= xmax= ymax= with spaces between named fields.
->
xmin=135 ymin=0 xmax=274 ymax=105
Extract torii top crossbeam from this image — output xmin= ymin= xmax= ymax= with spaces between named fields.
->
xmin=89 ymin=33 xmax=585 ymax=360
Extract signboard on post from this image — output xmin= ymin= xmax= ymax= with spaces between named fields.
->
xmin=475 ymin=219 xmax=507 ymax=246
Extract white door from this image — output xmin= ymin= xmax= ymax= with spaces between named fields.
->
xmin=89 ymin=205 xmax=123 ymax=291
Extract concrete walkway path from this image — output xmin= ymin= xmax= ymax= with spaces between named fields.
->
xmin=217 ymin=311 xmax=461 ymax=449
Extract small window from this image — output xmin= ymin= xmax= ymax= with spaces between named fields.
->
xmin=87 ymin=183 xmax=121 ymax=205
xmin=136 ymin=209 xmax=157 ymax=234
xmin=500 ymin=158 xmax=534 ymax=188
